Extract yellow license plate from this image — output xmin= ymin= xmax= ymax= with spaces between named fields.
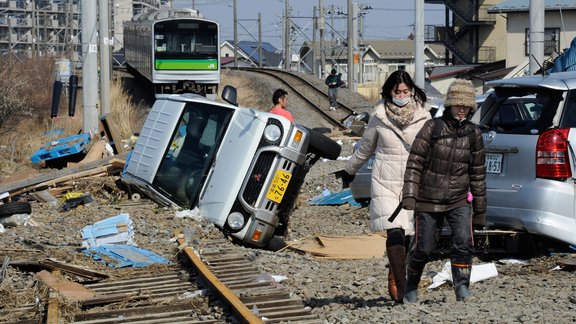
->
xmin=266 ymin=170 xmax=292 ymax=204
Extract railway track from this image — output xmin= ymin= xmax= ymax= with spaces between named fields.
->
xmin=235 ymin=67 xmax=360 ymax=130
xmin=9 ymin=233 xmax=321 ymax=324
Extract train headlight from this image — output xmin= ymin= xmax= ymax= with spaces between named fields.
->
xmin=264 ymin=124 xmax=282 ymax=142
xmin=227 ymin=212 xmax=245 ymax=230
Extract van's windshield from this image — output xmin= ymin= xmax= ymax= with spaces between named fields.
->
xmin=153 ymin=102 xmax=232 ymax=208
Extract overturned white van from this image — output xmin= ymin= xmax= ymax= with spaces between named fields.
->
xmin=121 ymin=86 xmax=341 ymax=248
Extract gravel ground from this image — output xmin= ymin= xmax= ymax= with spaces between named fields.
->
xmin=1 ymin=71 xmax=575 ymax=323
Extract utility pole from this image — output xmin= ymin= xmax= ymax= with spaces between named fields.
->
xmin=258 ymin=12 xmax=262 ymax=68
xmin=312 ymin=6 xmax=317 ymax=77
xmin=81 ymin=0 xmax=99 ymax=135
xmin=284 ymin=0 xmax=290 ymax=70
xmin=319 ymin=0 xmax=325 ymax=78
xmin=529 ymin=0 xmax=545 ymax=75
xmin=414 ymin=0 xmax=424 ymax=89
xmin=233 ymin=0 xmax=238 ymax=68
xmin=98 ymin=0 xmax=111 ymax=116
xmin=346 ymin=0 xmax=358 ymax=92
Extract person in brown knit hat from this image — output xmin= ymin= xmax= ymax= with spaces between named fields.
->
xmin=400 ymin=78 xmax=486 ymax=303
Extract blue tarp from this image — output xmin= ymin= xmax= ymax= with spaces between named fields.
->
xmin=309 ymin=188 xmax=364 ymax=207
xmin=547 ymin=37 xmax=576 ymax=73
xmin=84 ymin=245 xmax=172 ymax=268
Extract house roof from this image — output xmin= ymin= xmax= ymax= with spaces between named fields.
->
xmin=488 ymin=0 xmax=576 ymax=13
xmin=222 ymin=40 xmax=282 ymax=67
xmin=299 ymin=39 xmax=445 ymax=61
xmin=428 ymin=65 xmax=478 ymax=80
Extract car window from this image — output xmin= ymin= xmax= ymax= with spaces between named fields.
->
xmin=480 ymin=89 xmax=563 ymax=135
xmin=560 ymin=90 xmax=576 ymax=128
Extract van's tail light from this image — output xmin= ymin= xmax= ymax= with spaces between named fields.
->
xmin=536 ymin=128 xmax=571 ymax=180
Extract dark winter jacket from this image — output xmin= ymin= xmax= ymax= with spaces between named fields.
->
xmin=402 ymin=113 xmax=487 ymax=217
xmin=325 ymin=74 xmax=342 ymax=89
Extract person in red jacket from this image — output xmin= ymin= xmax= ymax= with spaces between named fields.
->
xmin=269 ymin=88 xmax=294 ymax=122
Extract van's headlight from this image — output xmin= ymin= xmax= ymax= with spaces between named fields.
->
xmin=290 ymin=130 xmax=303 ymax=148
xmin=227 ymin=212 xmax=245 ymax=230
xmin=264 ymin=124 xmax=282 ymax=142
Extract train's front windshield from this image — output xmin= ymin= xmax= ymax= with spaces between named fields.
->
xmin=154 ymin=20 xmax=218 ymax=59
xmin=153 ymin=102 xmax=232 ymax=208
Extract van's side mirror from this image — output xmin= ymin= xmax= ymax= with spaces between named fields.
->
xmin=221 ymin=85 xmax=238 ymax=106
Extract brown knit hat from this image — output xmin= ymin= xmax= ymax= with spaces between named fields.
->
xmin=444 ymin=79 xmax=476 ymax=110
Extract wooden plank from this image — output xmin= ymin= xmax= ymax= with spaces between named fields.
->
xmin=46 ymin=289 xmax=59 ymax=324
xmin=37 ymin=270 xmax=95 ymax=302
xmin=243 ymin=298 xmax=304 ymax=308
xmin=175 ymin=231 xmax=262 ymax=324
xmin=67 ymin=140 xmax=108 ymax=167
xmin=85 ymin=273 xmax=181 ymax=288
xmin=40 ymin=259 xmax=108 ymax=280
xmin=0 ymin=152 xmax=128 ymax=197
xmin=73 ymin=303 xmax=193 ymax=321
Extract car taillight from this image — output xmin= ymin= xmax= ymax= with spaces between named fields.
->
xmin=536 ymin=128 xmax=571 ymax=180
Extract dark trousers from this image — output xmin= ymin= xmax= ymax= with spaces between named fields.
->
xmin=328 ymin=88 xmax=338 ymax=107
xmin=407 ymin=206 xmax=474 ymax=272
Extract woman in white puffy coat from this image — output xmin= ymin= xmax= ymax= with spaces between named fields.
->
xmin=342 ymin=70 xmax=430 ymax=303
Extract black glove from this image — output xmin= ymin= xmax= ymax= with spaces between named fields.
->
xmin=401 ymin=197 xmax=416 ymax=210
xmin=334 ymin=170 xmax=355 ymax=188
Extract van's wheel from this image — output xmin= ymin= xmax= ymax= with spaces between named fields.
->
xmin=306 ymin=128 xmax=342 ymax=160
xmin=0 ymin=202 xmax=32 ymax=217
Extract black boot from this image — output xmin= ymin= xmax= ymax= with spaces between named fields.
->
xmin=452 ymin=264 xmax=473 ymax=302
xmin=387 ymin=244 xmax=406 ymax=303
xmin=403 ymin=264 xmax=422 ymax=304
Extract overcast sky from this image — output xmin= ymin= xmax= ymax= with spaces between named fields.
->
xmin=173 ymin=0 xmax=446 ymax=50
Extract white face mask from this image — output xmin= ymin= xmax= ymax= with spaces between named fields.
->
xmin=392 ymin=96 xmax=410 ymax=107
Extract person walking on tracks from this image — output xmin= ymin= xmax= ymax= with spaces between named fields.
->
xmin=401 ymin=79 xmax=486 ymax=303
xmin=335 ymin=70 xmax=430 ymax=303
xmin=269 ymin=88 xmax=294 ymax=122
xmin=325 ymin=69 xmax=345 ymax=111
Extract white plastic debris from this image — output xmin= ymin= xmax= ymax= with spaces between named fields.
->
xmin=178 ymin=289 xmax=207 ymax=299
xmin=498 ymin=258 xmax=528 ymax=264
xmin=322 ymin=187 xmax=331 ymax=197
xmin=0 ymin=223 xmax=5 ymax=234
xmin=428 ymin=261 xmax=498 ymax=289
xmin=174 ymin=208 xmax=203 ymax=221
xmin=253 ymin=273 xmax=288 ymax=284
xmin=1 ymin=213 xmax=31 ymax=227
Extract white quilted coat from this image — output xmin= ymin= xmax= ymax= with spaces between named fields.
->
xmin=345 ymin=99 xmax=430 ymax=235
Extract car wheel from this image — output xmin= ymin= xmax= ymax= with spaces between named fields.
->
xmin=0 ymin=202 xmax=32 ymax=217
xmin=306 ymin=128 xmax=342 ymax=160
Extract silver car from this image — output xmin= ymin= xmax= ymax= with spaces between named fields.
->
xmin=473 ymin=72 xmax=576 ymax=247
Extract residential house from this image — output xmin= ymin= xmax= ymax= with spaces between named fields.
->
xmin=220 ymin=40 xmax=282 ymax=68
xmin=299 ymin=39 xmax=445 ymax=93
xmin=487 ymin=0 xmax=576 ymax=69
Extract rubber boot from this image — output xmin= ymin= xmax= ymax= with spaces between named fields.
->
xmin=387 ymin=271 xmax=398 ymax=302
xmin=403 ymin=265 xmax=422 ymax=304
xmin=387 ymin=244 xmax=407 ymax=303
xmin=452 ymin=264 xmax=473 ymax=302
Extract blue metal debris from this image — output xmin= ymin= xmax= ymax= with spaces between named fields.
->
xmin=84 ymin=245 xmax=172 ymax=268
xmin=30 ymin=133 xmax=91 ymax=164
xmin=309 ymin=188 xmax=363 ymax=207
